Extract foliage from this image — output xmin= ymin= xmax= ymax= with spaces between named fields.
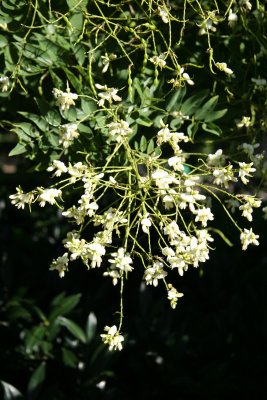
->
xmin=1 ymin=0 xmax=267 ymax=398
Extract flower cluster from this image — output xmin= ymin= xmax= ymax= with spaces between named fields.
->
xmin=10 ymin=82 xmax=263 ymax=352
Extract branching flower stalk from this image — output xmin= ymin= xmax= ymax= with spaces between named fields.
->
xmin=10 ymin=83 xmax=263 ymax=350
xmin=7 ymin=0 xmax=266 ymax=352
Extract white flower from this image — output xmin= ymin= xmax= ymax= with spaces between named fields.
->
xmin=149 ymin=55 xmax=166 ymax=69
xmin=9 ymin=186 xmax=34 ymax=209
xmin=158 ymin=7 xmax=169 ymax=23
xmin=213 ymin=165 xmax=237 ymax=188
xmin=236 ymin=116 xmax=251 ymax=128
xmin=194 ymin=207 xmax=214 ymax=227
xmin=38 ymin=188 xmax=62 ymax=207
xmin=52 ymin=87 xmax=78 ymax=111
xmin=0 ymin=75 xmax=10 ymax=92
xmin=163 ymin=221 xmax=181 ymax=243
xmin=47 ymin=160 xmax=68 ymax=176
xmin=239 ymin=196 xmax=261 ymax=222
xmin=107 ymin=120 xmax=132 ymax=142
xmin=59 ymin=123 xmax=79 ymax=148
xmin=100 ymin=325 xmax=124 ymax=351
xmin=199 ymin=19 xmax=217 ymax=35
xmin=168 ymin=155 xmax=185 ymax=172
xmin=180 ymin=68 xmax=194 ymax=85
xmin=152 ymin=169 xmax=179 ymax=189
xmin=141 ymin=213 xmax=152 ymax=234
xmin=162 ymin=191 xmax=176 ymax=210
xmin=96 ymin=84 xmax=121 ymax=107
xmin=143 ymin=261 xmax=167 ymax=287
xmin=240 ymin=228 xmax=259 ymax=250
xmin=238 ymin=162 xmax=256 ymax=185
xmin=108 ymin=248 xmax=133 ymax=273
xmin=88 ymin=240 xmax=106 ymax=268
xmin=215 ymin=62 xmax=233 ymax=75
xmin=228 ymin=9 xmax=238 ymax=27
xmin=167 ymin=284 xmax=184 ymax=309
xmin=207 ymin=149 xmax=226 ymax=167
xmin=101 ymin=53 xmax=117 ymax=73
xmin=239 ymin=0 xmax=252 ymax=11
xmin=50 ymin=253 xmax=69 ymax=278
xmin=157 ymin=123 xmax=172 ymax=145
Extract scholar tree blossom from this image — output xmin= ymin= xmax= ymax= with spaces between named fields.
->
xmin=52 ymin=87 xmax=78 ymax=111
xmin=38 ymin=188 xmax=62 ymax=207
xmin=96 ymin=83 xmax=122 ymax=107
xmin=240 ymin=228 xmax=259 ymax=250
xmin=100 ymin=325 xmax=124 ymax=351
xmin=9 ymin=186 xmax=34 ymax=209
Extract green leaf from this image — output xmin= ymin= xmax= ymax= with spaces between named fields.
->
xmin=27 ymin=362 xmax=46 ymax=400
xmin=61 ymin=106 xmax=77 ymax=122
xmin=25 ymin=326 xmax=46 ymax=355
xmin=68 ymin=13 xmax=84 ymax=41
xmin=195 ymin=96 xmax=219 ymax=120
xmin=57 ymin=316 xmax=87 ymax=343
xmin=45 ymin=110 xmax=61 ymax=127
xmin=63 ymin=67 xmax=82 ymax=93
xmin=62 ymin=348 xmax=79 ymax=368
xmin=67 ymin=0 xmax=88 ymax=10
xmin=86 ymin=312 xmax=97 ymax=342
xmin=166 ymin=87 xmax=186 ymax=112
xmin=19 ymin=112 xmax=49 ymax=131
xmin=0 ymin=381 xmax=23 ymax=400
xmin=170 ymin=118 xmax=183 ymax=130
xmin=49 ymin=293 xmax=81 ymax=321
xmin=202 ymin=122 xmax=222 ymax=136
xmin=180 ymin=90 xmax=209 ymax=116
xmin=187 ymin=122 xmax=199 ymax=140
xmin=0 ymin=34 xmax=8 ymax=48
xmin=9 ymin=143 xmax=27 ymax=156
xmin=73 ymin=43 xmax=86 ymax=66
xmin=147 ymin=138 xmax=154 ymax=154
xmin=204 ymin=108 xmax=228 ymax=122
xmin=140 ymin=135 xmax=147 ymax=152
xmin=81 ymin=98 xmax=97 ymax=115
xmin=136 ymin=116 xmax=153 ymax=127
xmin=13 ymin=123 xmax=40 ymax=138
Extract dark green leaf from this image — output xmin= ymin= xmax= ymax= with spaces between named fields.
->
xmin=195 ymin=96 xmax=219 ymax=120
xmin=25 ymin=326 xmax=46 ymax=355
xmin=27 ymin=362 xmax=46 ymax=400
xmin=81 ymin=98 xmax=97 ymax=115
xmin=19 ymin=112 xmax=49 ymax=131
xmin=45 ymin=110 xmax=61 ymax=127
xmin=166 ymin=87 xmax=186 ymax=112
xmin=136 ymin=117 xmax=153 ymax=127
xmin=140 ymin=135 xmax=147 ymax=152
xmin=57 ymin=316 xmax=87 ymax=343
xmin=204 ymin=109 xmax=228 ymax=122
xmin=202 ymin=122 xmax=222 ymax=136
xmin=62 ymin=348 xmax=79 ymax=368
xmin=49 ymin=293 xmax=81 ymax=321
xmin=180 ymin=90 xmax=209 ymax=116
xmin=147 ymin=138 xmax=154 ymax=154
xmin=187 ymin=122 xmax=199 ymax=140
